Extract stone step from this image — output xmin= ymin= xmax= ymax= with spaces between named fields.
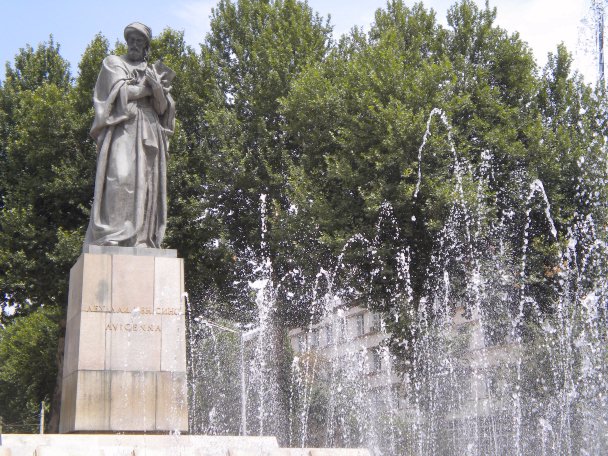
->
xmin=2 ymin=447 xmax=369 ymax=456
xmin=0 ymin=435 xmax=370 ymax=456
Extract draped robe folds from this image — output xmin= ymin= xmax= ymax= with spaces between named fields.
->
xmin=84 ymin=55 xmax=175 ymax=248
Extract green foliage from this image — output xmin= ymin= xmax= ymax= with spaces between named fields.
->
xmin=1 ymin=0 xmax=607 ymax=434
xmin=279 ymin=0 xmax=608 ymax=345
xmin=167 ymin=0 xmax=334 ymax=323
xmin=3 ymin=37 xmax=71 ymax=93
xmin=0 ymin=38 xmax=100 ymax=426
xmin=0 ymin=306 xmax=60 ymax=432
xmin=0 ymin=42 xmax=82 ymax=317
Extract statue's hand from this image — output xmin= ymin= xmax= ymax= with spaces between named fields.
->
xmin=145 ymin=68 xmax=163 ymax=93
xmin=127 ymin=84 xmax=151 ymax=101
xmin=145 ymin=67 xmax=168 ymax=115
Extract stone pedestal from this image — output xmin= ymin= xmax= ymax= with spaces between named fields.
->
xmin=59 ymin=247 xmax=188 ymax=433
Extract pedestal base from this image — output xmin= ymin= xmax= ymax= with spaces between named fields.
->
xmin=59 ymin=248 xmax=188 ymax=433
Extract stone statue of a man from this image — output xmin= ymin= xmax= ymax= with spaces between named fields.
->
xmin=84 ymin=22 xmax=175 ymax=248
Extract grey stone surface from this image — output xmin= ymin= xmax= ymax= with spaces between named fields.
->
xmin=1 ymin=435 xmax=280 ymax=456
xmin=1 ymin=435 xmax=371 ymax=456
xmin=155 ymin=371 xmax=188 ymax=430
xmin=34 ymin=447 xmax=105 ymax=456
xmin=308 ymin=451 xmax=370 ymax=456
xmin=111 ymin=254 xmax=155 ymax=314
xmin=83 ymin=245 xmax=177 ymax=257
xmin=59 ymin=252 xmax=187 ymax=433
xmin=133 ymin=449 xmax=199 ymax=456
xmin=83 ymin=23 xmax=175 ymax=249
xmin=109 ymin=371 xmax=156 ymax=431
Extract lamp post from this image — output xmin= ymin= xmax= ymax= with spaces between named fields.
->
xmin=39 ymin=402 xmax=44 ymax=434
xmin=592 ymin=0 xmax=606 ymax=85
xmin=197 ymin=319 xmax=260 ymax=436
xmin=240 ymin=326 xmax=262 ymax=436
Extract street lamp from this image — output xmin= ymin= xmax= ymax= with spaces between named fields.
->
xmin=196 ymin=319 xmax=260 ymax=436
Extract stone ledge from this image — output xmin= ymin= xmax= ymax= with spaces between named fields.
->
xmin=1 ymin=435 xmax=278 ymax=456
xmin=82 ymin=245 xmax=177 ymax=258
xmin=0 ymin=435 xmax=370 ymax=456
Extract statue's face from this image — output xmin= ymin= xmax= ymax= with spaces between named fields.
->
xmin=126 ymin=31 xmax=148 ymax=62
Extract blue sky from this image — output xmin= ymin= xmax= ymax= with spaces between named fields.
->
xmin=0 ymin=0 xmax=594 ymax=82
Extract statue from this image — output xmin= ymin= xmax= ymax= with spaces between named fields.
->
xmin=84 ymin=22 xmax=175 ymax=249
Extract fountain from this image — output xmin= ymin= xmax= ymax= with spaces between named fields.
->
xmin=2 ymin=105 xmax=607 ymax=455
xmin=188 ymin=109 xmax=608 ymax=455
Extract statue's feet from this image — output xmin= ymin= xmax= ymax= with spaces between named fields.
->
xmin=103 ymin=240 xmax=120 ymax=246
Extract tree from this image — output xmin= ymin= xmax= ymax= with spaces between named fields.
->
xmin=281 ymin=0 xmax=607 ymax=338
xmin=0 ymin=306 xmax=60 ymax=432
xmin=179 ymin=0 xmax=333 ymax=324
xmin=0 ymin=38 xmax=80 ymax=320
xmin=0 ymin=1 xmax=607 ymax=445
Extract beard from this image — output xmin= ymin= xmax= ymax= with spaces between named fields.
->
xmin=128 ymin=47 xmax=145 ymax=61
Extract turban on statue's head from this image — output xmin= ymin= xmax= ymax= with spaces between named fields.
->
xmin=124 ymin=22 xmax=152 ymax=43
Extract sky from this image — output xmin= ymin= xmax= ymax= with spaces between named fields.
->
xmin=0 ymin=0 xmax=598 ymax=83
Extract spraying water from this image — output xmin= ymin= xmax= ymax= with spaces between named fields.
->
xmin=188 ymin=109 xmax=608 ymax=455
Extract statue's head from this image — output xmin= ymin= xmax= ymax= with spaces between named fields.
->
xmin=124 ymin=22 xmax=151 ymax=62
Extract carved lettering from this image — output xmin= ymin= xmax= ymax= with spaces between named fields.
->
xmin=104 ymin=323 xmax=162 ymax=332
xmin=84 ymin=305 xmax=156 ymax=314
xmin=85 ymin=304 xmax=108 ymax=312
xmin=111 ymin=306 xmax=130 ymax=313
xmin=155 ymin=307 xmax=181 ymax=315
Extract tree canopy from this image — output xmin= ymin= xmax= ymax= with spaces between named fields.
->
xmin=1 ymin=0 xmax=606 ymax=433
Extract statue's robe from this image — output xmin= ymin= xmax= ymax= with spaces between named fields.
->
xmin=84 ymin=55 xmax=175 ymax=248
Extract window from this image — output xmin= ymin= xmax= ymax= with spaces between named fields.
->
xmin=310 ymin=329 xmax=320 ymax=348
xmin=371 ymin=350 xmax=382 ymax=372
xmin=297 ymin=334 xmax=306 ymax=352
xmin=325 ymin=325 xmax=333 ymax=345
xmin=355 ymin=314 xmax=365 ymax=337
xmin=338 ymin=319 xmax=347 ymax=343
xmin=370 ymin=313 xmax=382 ymax=332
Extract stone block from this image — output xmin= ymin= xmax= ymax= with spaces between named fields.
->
xmin=155 ymin=371 xmax=188 ymax=431
xmin=112 ymin=255 xmax=154 ymax=314
xmin=34 ymin=446 xmax=105 ymax=456
xmin=154 ymin=257 xmax=183 ymax=312
xmin=76 ymin=370 xmax=112 ymax=431
xmin=81 ymin=254 xmax=112 ymax=314
xmin=60 ymin=370 xmax=114 ymax=433
xmin=133 ymin=449 xmax=198 ymax=456
xmin=76 ymin=311 xmax=107 ymax=371
xmin=160 ymin=313 xmax=186 ymax=372
xmin=83 ymin=244 xmax=177 ymax=258
xmin=106 ymin=312 xmax=162 ymax=372
xmin=109 ymin=371 xmax=156 ymax=431
xmin=67 ymin=255 xmax=84 ymax=322
xmin=59 ymin=371 xmax=77 ymax=433
xmin=63 ymin=310 xmax=81 ymax=377
xmin=1 ymin=435 xmax=300 ymax=456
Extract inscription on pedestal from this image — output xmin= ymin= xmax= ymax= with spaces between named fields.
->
xmin=105 ymin=323 xmax=162 ymax=332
